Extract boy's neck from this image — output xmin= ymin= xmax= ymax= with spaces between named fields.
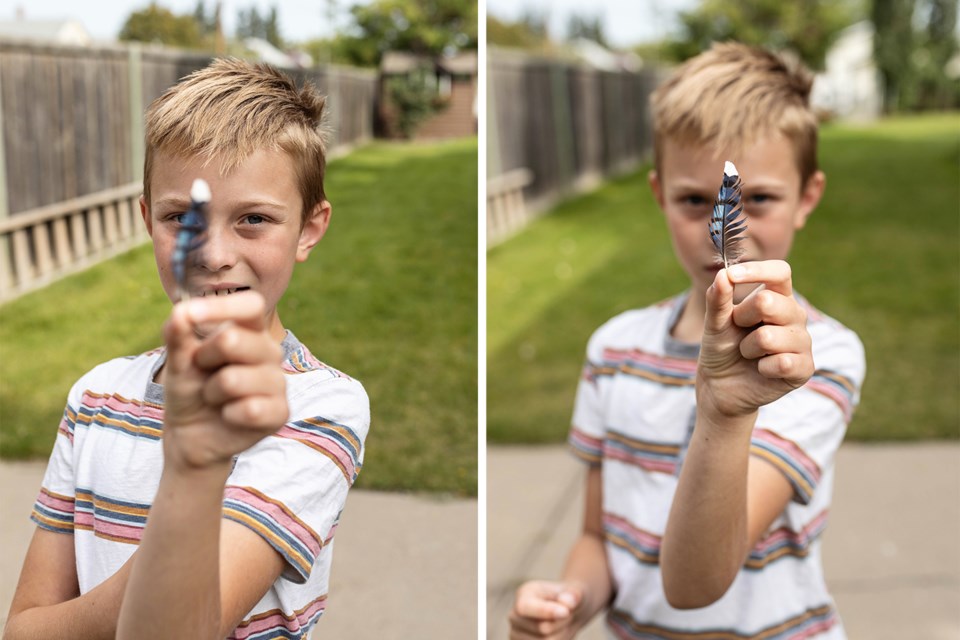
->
xmin=670 ymin=290 xmax=707 ymax=344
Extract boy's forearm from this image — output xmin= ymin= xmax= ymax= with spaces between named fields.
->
xmin=561 ymin=531 xmax=615 ymax=628
xmin=660 ymin=410 xmax=755 ymax=609
xmin=4 ymin=562 xmax=130 ymax=640
xmin=116 ymin=462 xmax=231 ymax=640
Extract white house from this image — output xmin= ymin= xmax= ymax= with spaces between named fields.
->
xmin=0 ymin=18 xmax=92 ymax=46
xmin=811 ymin=21 xmax=883 ymax=121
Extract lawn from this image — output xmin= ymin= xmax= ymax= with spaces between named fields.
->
xmin=488 ymin=113 xmax=960 ymax=443
xmin=0 ymin=138 xmax=479 ymax=496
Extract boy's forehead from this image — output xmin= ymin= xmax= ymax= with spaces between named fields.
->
xmin=658 ymin=134 xmax=801 ymax=186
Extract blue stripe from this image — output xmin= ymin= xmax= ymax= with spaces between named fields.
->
xmin=32 ymin=503 xmax=74 ymax=523
xmin=222 ymin=499 xmax=314 ymax=566
xmin=242 ymin=611 xmax=324 ymax=640
xmin=75 ymin=489 xmax=152 ymax=511
xmin=287 ymin=420 xmax=361 ymax=462
xmin=750 ymin=440 xmax=816 ymax=496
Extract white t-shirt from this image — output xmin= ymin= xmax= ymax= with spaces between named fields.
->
xmin=32 ymin=331 xmax=370 ymax=639
xmin=569 ymin=292 xmax=865 ymax=639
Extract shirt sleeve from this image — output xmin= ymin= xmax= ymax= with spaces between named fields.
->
xmin=223 ymin=375 xmax=370 ymax=583
xmin=31 ymin=382 xmax=85 ymax=534
xmin=750 ymin=322 xmax=866 ymax=505
xmin=569 ymin=330 xmax=608 ymax=466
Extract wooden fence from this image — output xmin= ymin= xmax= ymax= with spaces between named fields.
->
xmin=0 ymin=39 xmax=376 ymax=302
xmin=487 ymin=48 xmax=662 ymax=244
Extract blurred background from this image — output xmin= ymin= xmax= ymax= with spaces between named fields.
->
xmin=0 ymin=1 xmax=477 ymax=637
xmin=486 ymin=0 xmax=959 ymax=638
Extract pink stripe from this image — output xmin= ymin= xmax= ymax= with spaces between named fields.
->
xmin=603 ymin=513 xmax=662 ymax=547
xmin=753 ymin=429 xmax=821 ymax=481
xmin=231 ymin=598 xmax=326 ymax=639
xmin=275 ymin=426 xmax=355 ymax=479
xmin=601 ymin=348 xmax=697 ymax=373
xmin=79 ymin=393 xmax=164 ymax=420
xmin=787 ymin=616 xmax=836 ymax=640
xmin=37 ymin=493 xmax=75 ymax=513
xmin=570 ymin=429 xmax=602 ymax=448
xmin=604 ymin=448 xmax=677 ymax=474
xmin=75 ymin=512 xmax=143 ymax=542
xmin=224 ymin=487 xmax=321 ymax=556
xmin=754 ymin=510 xmax=829 ymax=553
xmin=805 ymin=379 xmax=853 ymax=421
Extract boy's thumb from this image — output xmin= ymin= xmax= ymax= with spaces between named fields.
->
xmin=557 ymin=585 xmax=582 ymax=610
xmin=704 ymin=268 xmax=735 ymax=333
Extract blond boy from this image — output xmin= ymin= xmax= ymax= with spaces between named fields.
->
xmin=510 ymin=43 xmax=865 ymax=638
xmin=5 ymin=59 xmax=369 ymax=639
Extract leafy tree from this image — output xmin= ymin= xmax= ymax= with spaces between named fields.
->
xmin=236 ymin=4 xmax=283 ymax=47
xmin=119 ymin=2 xmax=203 ymax=48
xmin=337 ymin=0 xmax=477 ymax=67
xmin=566 ymin=12 xmax=607 ymax=47
xmin=665 ymin=0 xmax=860 ymax=69
xmin=487 ymin=11 xmax=549 ymax=50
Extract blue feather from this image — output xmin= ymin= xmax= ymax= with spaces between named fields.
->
xmin=172 ymin=179 xmax=210 ymax=300
xmin=709 ymin=161 xmax=748 ymax=268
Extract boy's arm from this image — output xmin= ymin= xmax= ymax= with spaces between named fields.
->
xmin=510 ymin=466 xmax=614 ymax=639
xmin=660 ymin=261 xmax=813 ymax=609
xmin=117 ymin=292 xmax=289 ymax=639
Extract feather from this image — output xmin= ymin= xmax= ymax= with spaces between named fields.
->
xmin=172 ymin=179 xmax=210 ymax=301
xmin=708 ymin=161 xmax=748 ymax=269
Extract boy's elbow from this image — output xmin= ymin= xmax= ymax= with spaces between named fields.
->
xmin=662 ymin=570 xmax=733 ymax=610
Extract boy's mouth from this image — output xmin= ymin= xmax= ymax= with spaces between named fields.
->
xmin=197 ymin=286 xmax=251 ymax=297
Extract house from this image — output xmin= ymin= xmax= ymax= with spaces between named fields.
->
xmin=811 ymin=21 xmax=883 ymax=121
xmin=379 ymin=50 xmax=478 ymax=139
xmin=0 ymin=18 xmax=92 ymax=46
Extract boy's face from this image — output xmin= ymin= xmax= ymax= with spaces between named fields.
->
xmin=649 ymin=134 xmax=824 ymax=297
xmin=141 ymin=148 xmax=330 ymax=340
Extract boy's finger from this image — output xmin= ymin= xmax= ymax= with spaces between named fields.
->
xmin=222 ymin=395 xmax=289 ymax=431
xmin=704 ymin=268 xmax=735 ymax=333
xmin=739 ymin=324 xmax=811 ymax=361
xmin=163 ymin=303 xmax=201 ymax=374
xmin=203 ymin=364 xmax=286 ymax=406
xmin=732 ymin=288 xmax=805 ymax=329
xmin=194 ymin=325 xmax=284 ymax=371
xmin=727 ymin=260 xmax=793 ymax=296
xmin=183 ymin=290 xmax=268 ymax=332
xmin=757 ymin=352 xmax=814 ymax=387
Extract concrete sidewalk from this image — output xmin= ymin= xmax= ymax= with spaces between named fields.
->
xmin=0 ymin=461 xmax=477 ymax=639
xmin=488 ymin=442 xmax=960 ymax=640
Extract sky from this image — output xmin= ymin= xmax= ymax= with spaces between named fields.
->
xmin=485 ymin=0 xmax=700 ymax=48
xmin=0 ymin=0 xmax=371 ymax=43
xmin=3 ymin=0 xmax=699 ymax=47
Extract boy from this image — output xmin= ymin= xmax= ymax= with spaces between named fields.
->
xmin=4 ymin=59 xmax=369 ymax=639
xmin=509 ymin=43 xmax=865 ymax=638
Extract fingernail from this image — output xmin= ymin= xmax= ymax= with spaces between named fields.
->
xmin=558 ymin=592 xmax=577 ymax=608
xmin=728 ymin=264 xmax=747 ymax=281
xmin=184 ymin=299 xmax=208 ymax=322
xmin=552 ymin=605 xmax=570 ymax=618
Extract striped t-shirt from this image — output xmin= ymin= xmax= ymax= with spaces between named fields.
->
xmin=568 ymin=292 xmax=865 ymax=640
xmin=32 ymin=331 xmax=370 ymax=639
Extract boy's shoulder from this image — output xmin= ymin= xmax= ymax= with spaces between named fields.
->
xmin=795 ymin=293 xmax=866 ymax=385
xmin=586 ymin=293 xmax=686 ymax=354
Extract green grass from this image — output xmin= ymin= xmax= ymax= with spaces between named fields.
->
xmin=0 ymin=138 xmax=478 ymax=496
xmin=488 ymin=114 xmax=960 ymax=443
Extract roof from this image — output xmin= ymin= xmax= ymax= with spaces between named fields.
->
xmin=381 ymin=50 xmax=478 ymax=76
xmin=0 ymin=19 xmax=92 ymax=46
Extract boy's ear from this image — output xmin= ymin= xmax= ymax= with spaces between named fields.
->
xmin=794 ymin=170 xmax=826 ymax=230
xmin=648 ymin=170 xmax=665 ymax=211
xmin=296 ymin=200 xmax=332 ymax=262
xmin=139 ymin=195 xmax=154 ymax=237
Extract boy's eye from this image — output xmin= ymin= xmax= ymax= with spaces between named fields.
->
xmin=244 ymin=214 xmax=266 ymax=225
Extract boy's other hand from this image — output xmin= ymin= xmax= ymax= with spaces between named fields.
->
xmin=698 ymin=260 xmax=813 ymax=421
xmin=509 ymin=580 xmax=584 ymax=640
xmin=162 ymin=291 xmax=288 ymax=471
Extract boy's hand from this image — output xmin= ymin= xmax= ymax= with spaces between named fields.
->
xmin=509 ymin=580 xmax=584 ymax=640
xmin=162 ymin=291 xmax=288 ymax=471
xmin=697 ymin=260 xmax=813 ymax=421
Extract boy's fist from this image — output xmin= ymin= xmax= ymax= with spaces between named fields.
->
xmin=509 ymin=580 xmax=584 ymax=640
xmin=698 ymin=260 xmax=814 ymax=420
xmin=162 ymin=291 xmax=288 ymax=471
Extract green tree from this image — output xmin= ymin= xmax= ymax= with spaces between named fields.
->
xmin=666 ymin=0 xmax=861 ymax=69
xmin=487 ymin=9 xmax=549 ymax=50
xmin=119 ymin=2 xmax=202 ymax=48
xmin=337 ymin=0 xmax=477 ymax=67
xmin=236 ymin=4 xmax=283 ymax=47
xmin=566 ymin=12 xmax=607 ymax=47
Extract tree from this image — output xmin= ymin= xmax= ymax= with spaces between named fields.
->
xmin=119 ymin=2 xmax=203 ymax=48
xmin=665 ymin=0 xmax=860 ymax=69
xmin=487 ymin=11 xmax=549 ymax=50
xmin=566 ymin=12 xmax=607 ymax=47
xmin=337 ymin=0 xmax=477 ymax=67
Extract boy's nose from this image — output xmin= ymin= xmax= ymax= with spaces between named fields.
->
xmin=195 ymin=228 xmax=238 ymax=272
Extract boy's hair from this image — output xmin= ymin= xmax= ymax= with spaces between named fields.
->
xmin=651 ymin=42 xmax=818 ymax=186
xmin=143 ymin=58 xmax=329 ymax=223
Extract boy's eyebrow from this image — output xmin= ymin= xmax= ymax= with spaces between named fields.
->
xmin=151 ymin=196 xmax=289 ymax=211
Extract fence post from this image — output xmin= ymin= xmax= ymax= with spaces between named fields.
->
xmin=128 ymin=43 xmax=144 ymax=184
xmin=549 ymin=63 xmax=575 ymax=190
xmin=0 ymin=65 xmax=11 ymax=295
